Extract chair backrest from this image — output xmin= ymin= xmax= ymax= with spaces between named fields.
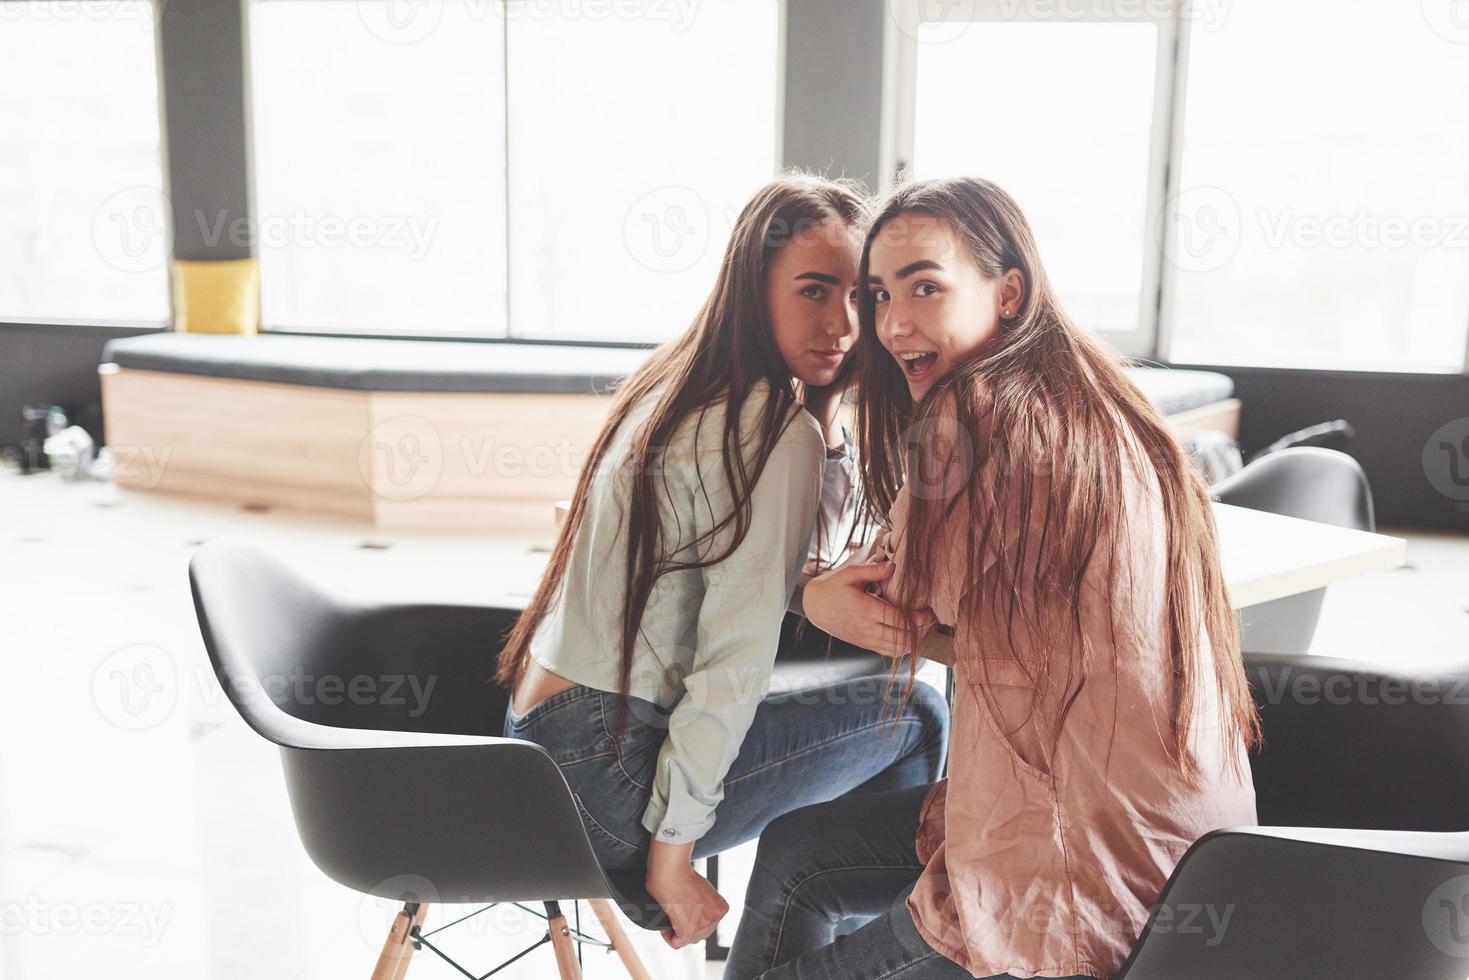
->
xmin=1210 ymin=446 xmax=1375 ymax=531
xmin=1116 ymin=827 xmax=1469 ymax=979
xmin=189 ymin=539 xmax=659 ymax=915
xmin=1210 ymin=447 xmax=1375 ymax=655
xmin=1245 ymin=652 xmax=1469 ymax=832
xmin=189 ymin=537 xmax=516 ymax=741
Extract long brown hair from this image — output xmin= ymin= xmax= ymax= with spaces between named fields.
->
xmin=496 ymin=175 xmax=869 ymax=720
xmin=856 ymin=177 xmax=1261 ymax=786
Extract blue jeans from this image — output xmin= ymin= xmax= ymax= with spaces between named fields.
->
xmin=725 ymin=785 xmax=1099 ymax=980
xmin=502 ymin=674 xmax=948 ymax=869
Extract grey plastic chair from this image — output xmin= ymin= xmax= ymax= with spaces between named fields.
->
xmin=189 ymin=537 xmax=664 ymax=980
xmin=189 ymin=537 xmax=888 ymax=979
xmin=1210 ymin=447 xmax=1375 ymax=655
xmin=1115 ymin=652 xmax=1469 ymax=977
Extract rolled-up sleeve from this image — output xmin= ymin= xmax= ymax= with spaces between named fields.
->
xmin=640 ymin=414 xmax=826 ymax=845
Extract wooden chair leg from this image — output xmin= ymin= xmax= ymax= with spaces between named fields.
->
xmin=589 ymin=899 xmax=654 ymax=980
xmin=370 ymin=902 xmax=428 ymax=980
xmin=546 ymin=901 xmax=583 ymax=980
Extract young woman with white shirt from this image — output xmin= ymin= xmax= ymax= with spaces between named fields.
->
xmin=496 ymin=176 xmax=949 ymax=951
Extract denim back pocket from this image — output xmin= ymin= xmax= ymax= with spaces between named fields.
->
xmin=504 ymin=685 xmax=619 ymax=768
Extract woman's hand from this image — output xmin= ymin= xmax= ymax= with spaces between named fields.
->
xmin=803 ymin=559 xmax=936 ymax=658
xmin=645 ymin=841 xmax=729 ymax=950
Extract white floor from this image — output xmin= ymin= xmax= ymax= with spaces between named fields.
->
xmin=1 ymin=468 xmax=1465 ymax=980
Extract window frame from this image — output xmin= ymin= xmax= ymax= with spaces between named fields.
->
xmin=246 ymin=0 xmax=787 ymax=346
xmin=880 ymin=0 xmax=1182 ymax=361
xmin=1156 ymin=8 xmax=1469 ymax=377
xmin=0 ymin=0 xmax=173 ymax=329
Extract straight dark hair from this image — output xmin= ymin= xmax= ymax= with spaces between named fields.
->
xmin=496 ymin=175 xmax=870 ymax=724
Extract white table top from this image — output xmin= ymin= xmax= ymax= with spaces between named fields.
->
xmin=1212 ymin=502 xmax=1406 ymax=608
xmin=556 ymin=500 xmax=1408 ymax=611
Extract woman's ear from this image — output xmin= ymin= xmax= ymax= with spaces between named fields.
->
xmin=997 ymin=268 xmax=1026 ymax=319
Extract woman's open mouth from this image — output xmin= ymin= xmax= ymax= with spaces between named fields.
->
xmin=896 ymin=350 xmax=939 ymax=382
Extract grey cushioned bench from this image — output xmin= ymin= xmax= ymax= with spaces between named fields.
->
xmin=100 ymin=333 xmax=1233 ymax=413
xmin=100 ymin=333 xmax=654 ymax=396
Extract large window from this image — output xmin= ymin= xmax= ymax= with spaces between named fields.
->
xmin=249 ymin=1 xmax=509 ymax=335
xmin=507 ymin=0 xmax=780 ymax=341
xmin=0 ymin=1 xmax=169 ymax=324
xmin=1163 ymin=0 xmax=1469 ymax=373
xmin=889 ymin=0 xmax=1175 ymax=355
xmin=886 ymin=0 xmax=1469 ymax=373
xmin=249 ymin=0 xmax=780 ymax=341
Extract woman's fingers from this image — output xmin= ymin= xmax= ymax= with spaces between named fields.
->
xmin=867 ymin=594 xmax=936 ymax=631
xmin=838 ymin=559 xmax=896 ymax=583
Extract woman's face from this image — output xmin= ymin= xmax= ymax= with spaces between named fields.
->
xmin=767 ymin=219 xmax=863 ymax=388
xmin=867 ymin=211 xmax=1021 ymax=402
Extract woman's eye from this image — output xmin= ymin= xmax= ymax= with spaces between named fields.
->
xmin=801 ymin=284 xmax=826 ymax=300
xmin=871 ymin=288 xmax=890 ymax=304
xmin=847 ymin=288 xmax=858 ymax=305
xmin=915 ymin=282 xmax=940 ymax=298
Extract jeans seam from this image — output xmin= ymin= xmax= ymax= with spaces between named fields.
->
xmin=726 ymin=718 xmax=924 ymax=787
xmin=599 ymin=692 xmax=659 ymax=793
xmin=767 ymin=862 xmax=925 ymax=970
xmin=574 ymin=793 xmax=646 ymax=856
xmin=867 ymin=952 xmax=943 ymax=979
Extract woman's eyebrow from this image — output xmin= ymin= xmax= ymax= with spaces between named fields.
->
xmin=794 ymin=271 xmax=840 ymax=285
xmin=895 ymin=259 xmax=943 ymax=280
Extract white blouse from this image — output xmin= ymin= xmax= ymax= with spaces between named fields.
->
xmin=528 ymin=379 xmax=855 ymax=845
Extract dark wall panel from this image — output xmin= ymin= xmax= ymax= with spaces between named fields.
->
xmin=0 ymin=323 xmax=163 ymax=449
xmin=1174 ymin=364 xmax=1469 ymax=532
